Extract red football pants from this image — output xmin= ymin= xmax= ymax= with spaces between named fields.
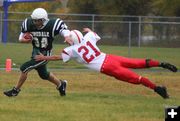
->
xmin=100 ymin=54 xmax=160 ymax=89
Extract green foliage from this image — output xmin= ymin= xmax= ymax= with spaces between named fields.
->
xmin=68 ymin=0 xmax=98 ymax=14
xmin=68 ymin=0 xmax=180 ymax=16
xmin=152 ymin=0 xmax=180 ymax=16
xmin=68 ymin=0 xmax=153 ymax=15
xmin=8 ymin=1 xmax=61 ymax=13
xmin=1 ymin=0 xmax=180 ymax=16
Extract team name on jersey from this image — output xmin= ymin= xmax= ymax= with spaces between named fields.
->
xmin=31 ymin=32 xmax=50 ymax=37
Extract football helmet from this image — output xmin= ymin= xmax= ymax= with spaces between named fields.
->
xmin=31 ymin=8 xmax=48 ymax=20
xmin=70 ymin=30 xmax=83 ymax=45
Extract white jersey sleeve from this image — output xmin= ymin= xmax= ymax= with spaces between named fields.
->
xmin=84 ymin=31 xmax=101 ymax=43
xmin=61 ymin=46 xmax=73 ymax=62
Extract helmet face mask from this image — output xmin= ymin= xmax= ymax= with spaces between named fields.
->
xmin=70 ymin=30 xmax=83 ymax=45
xmin=32 ymin=19 xmax=44 ymax=29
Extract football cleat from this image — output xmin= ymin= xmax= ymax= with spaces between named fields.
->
xmin=3 ymin=87 xmax=21 ymax=97
xmin=160 ymin=62 xmax=178 ymax=72
xmin=154 ymin=86 xmax=169 ymax=99
xmin=57 ymin=80 xmax=67 ymax=96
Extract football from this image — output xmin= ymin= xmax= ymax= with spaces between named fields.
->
xmin=23 ymin=32 xmax=33 ymax=40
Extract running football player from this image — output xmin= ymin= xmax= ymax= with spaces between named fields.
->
xmin=4 ymin=8 xmax=70 ymax=97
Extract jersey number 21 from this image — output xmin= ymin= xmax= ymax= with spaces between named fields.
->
xmin=78 ymin=41 xmax=100 ymax=63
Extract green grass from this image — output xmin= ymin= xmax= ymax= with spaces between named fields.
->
xmin=0 ymin=70 xmax=180 ymax=121
xmin=0 ymin=43 xmax=180 ymax=69
xmin=0 ymin=43 xmax=180 ymax=121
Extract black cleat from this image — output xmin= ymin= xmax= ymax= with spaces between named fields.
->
xmin=3 ymin=87 xmax=21 ymax=97
xmin=57 ymin=80 xmax=67 ymax=96
xmin=154 ymin=86 xmax=169 ymax=99
xmin=160 ymin=62 xmax=178 ymax=72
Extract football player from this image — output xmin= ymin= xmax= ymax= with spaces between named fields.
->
xmin=4 ymin=8 xmax=70 ymax=97
xmin=35 ymin=28 xmax=178 ymax=99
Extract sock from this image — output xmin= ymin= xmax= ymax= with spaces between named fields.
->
xmin=57 ymin=83 xmax=62 ymax=89
xmin=139 ymin=77 xmax=156 ymax=89
xmin=147 ymin=59 xmax=160 ymax=67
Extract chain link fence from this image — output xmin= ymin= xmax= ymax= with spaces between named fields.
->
xmin=1 ymin=11 xmax=180 ymax=48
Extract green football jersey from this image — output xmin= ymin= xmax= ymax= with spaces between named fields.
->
xmin=21 ymin=18 xmax=68 ymax=51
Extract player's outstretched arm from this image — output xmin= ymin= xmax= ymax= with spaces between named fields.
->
xmin=34 ymin=53 xmax=62 ymax=61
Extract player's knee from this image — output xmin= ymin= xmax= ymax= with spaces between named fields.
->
xmin=38 ymin=72 xmax=50 ymax=80
xmin=20 ymin=66 xmax=24 ymax=72
xmin=20 ymin=65 xmax=29 ymax=73
xmin=145 ymin=59 xmax=151 ymax=68
xmin=127 ymin=77 xmax=141 ymax=84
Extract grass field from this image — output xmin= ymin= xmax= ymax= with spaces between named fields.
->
xmin=0 ymin=70 xmax=180 ymax=121
xmin=0 ymin=43 xmax=180 ymax=69
xmin=0 ymin=43 xmax=180 ymax=121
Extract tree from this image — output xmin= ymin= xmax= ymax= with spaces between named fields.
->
xmin=152 ymin=0 xmax=180 ymax=16
xmin=151 ymin=0 xmax=180 ymax=43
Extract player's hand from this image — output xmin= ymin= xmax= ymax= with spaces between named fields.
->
xmin=34 ymin=53 xmax=45 ymax=61
xmin=64 ymin=36 xmax=73 ymax=45
xmin=83 ymin=28 xmax=92 ymax=33
xmin=20 ymin=33 xmax=33 ymax=43
xmin=21 ymin=38 xmax=32 ymax=43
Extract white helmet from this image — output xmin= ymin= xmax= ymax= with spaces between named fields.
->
xmin=70 ymin=30 xmax=83 ymax=45
xmin=31 ymin=8 xmax=48 ymax=20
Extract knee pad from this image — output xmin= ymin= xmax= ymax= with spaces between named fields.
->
xmin=145 ymin=59 xmax=151 ymax=68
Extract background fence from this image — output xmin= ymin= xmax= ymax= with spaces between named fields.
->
xmin=0 ymin=11 xmax=180 ymax=48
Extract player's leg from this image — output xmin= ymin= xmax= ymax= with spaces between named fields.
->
xmin=14 ymin=72 xmax=28 ymax=89
xmin=113 ymin=55 xmax=177 ymax=72
xmin=101 ymin=56 xmax=157 ymax=88
xmin=48 ymin=72 xmax=67 ymax=96
xmin=111 ymin=67 xmax=157 ymax=89
xmin=141 ymin=59 xmax=177 ymax=72
xmin=3 ymin=60 xmax=35 ymax=97
xmin=101 ymin=56 xmax=169 ymax=99
xmin=113 ymin=67 xmax=168 ymax=99
xmin=111 ymin=55 xmax=159 ymax=68
xmin=36 ymin=65 xmax=67 ymax=96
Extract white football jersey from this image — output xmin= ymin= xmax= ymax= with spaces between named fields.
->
xmin=61 ymin=32 xmax=106 ymax=71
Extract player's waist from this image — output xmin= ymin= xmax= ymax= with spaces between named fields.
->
xmin=84 ymin=53 xmax=106 ymax=71
xmin=32 ymin=48 xmax=52 ymax=56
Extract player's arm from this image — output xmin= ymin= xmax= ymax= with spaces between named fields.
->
xmin=53 ymin=19 xmax=71 ymax=44
xmin=19 ymin=18 xmax=32 ymax=43
xmin=35 ymin=48 xmax=72 ymax=62
xmin=83 ymin=28 xmax=101 ymax=42
xmin=35 ymin=53 xmax=62 ymax=61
